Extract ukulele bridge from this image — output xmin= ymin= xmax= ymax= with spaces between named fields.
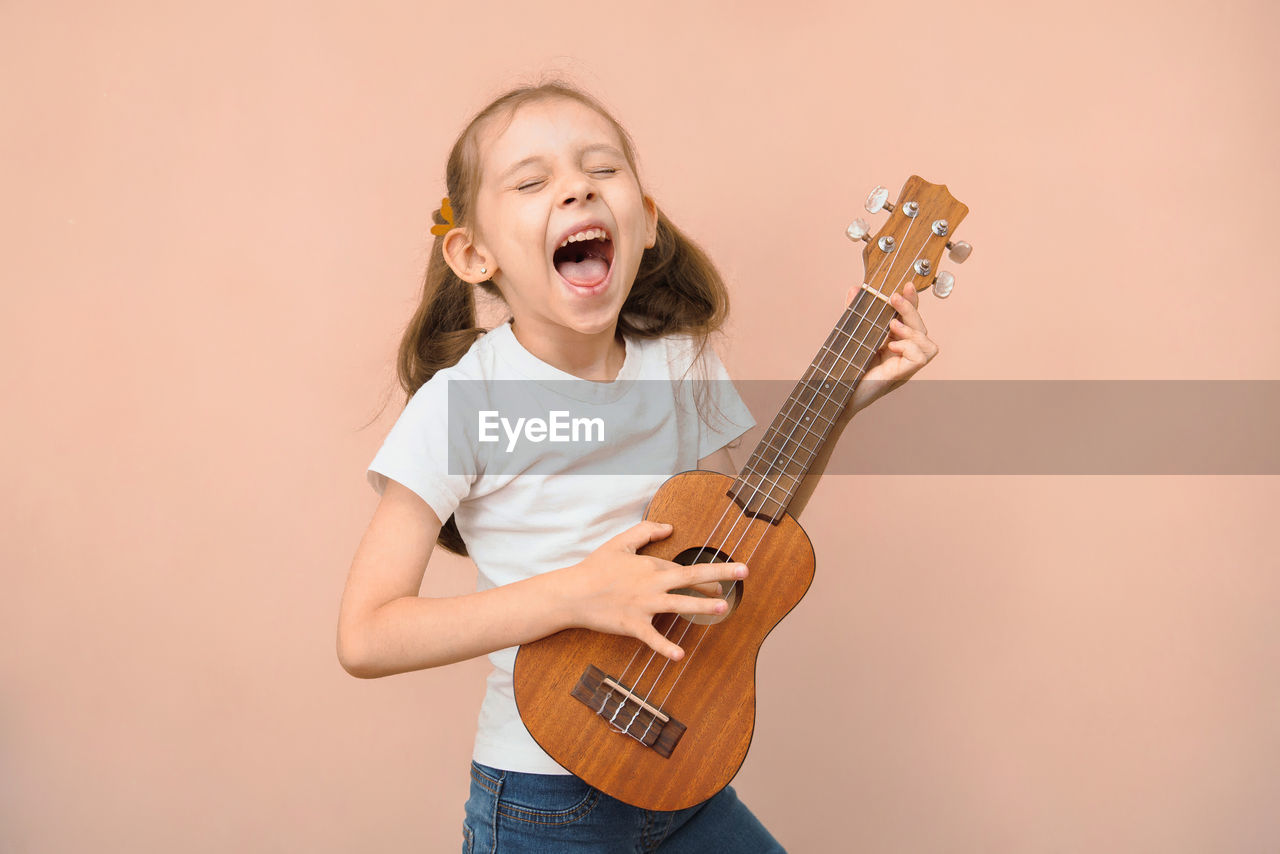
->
xmin=571 ymin=665 xmax=687 ymax=758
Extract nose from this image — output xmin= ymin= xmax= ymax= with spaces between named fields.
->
xmin=558 ymin=174 xmax=597 ymax=207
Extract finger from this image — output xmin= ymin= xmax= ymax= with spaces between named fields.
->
xmin=664 ymin=592 xmax=730 ymax=617
xmin=891 ymin=297 xmax=927 ymax=336
xmin=650 ymin=559 xmax=730 ymax=598
xmin=659 ymin=568 xmax=724 ymax=597
xmin=690 ymin=581 xmax=724 ymax=597
xmin=641 ymin=623 xmax=685 ymax=661
xmin=682 ymin=562 xmax=747 ymax=588
xmin=889 ymin=317 xmax=928 ymax=339
xmin=889 ymin=319 xmax=939 ymax=355
xmin=886 ymin=338 xmax=929 ymax=364
xmin=614 ymin=520 xmax=674 ymax=553
xmin=890 ymin=290 xmax=928 ymax=336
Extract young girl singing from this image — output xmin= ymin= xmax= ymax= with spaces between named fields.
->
xmin=338 ymin=79 xmax=938 ymax=853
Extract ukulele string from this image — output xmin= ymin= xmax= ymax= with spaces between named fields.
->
xmin=641 ymin=301 xmax=896 ymax=718
xmin=604 ymin=221 xmax=938 ymax=743
xmin=615 ymin=282 xmax=898 ymax=738
xmin=608 ymin=250 xmax=914 ymax=741
xmin=637 ymin=224 xmax=939 ymax=726
xmin=649 ymin=212 xmax=924 ymax=645
xmin=602 ymin=375 xmax=839 ymax=735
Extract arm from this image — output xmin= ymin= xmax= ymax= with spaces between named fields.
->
xmin=336 ymin=480 xmax=575 ymax=678
xmin=337 ymin=481 xmax=742 ymax=678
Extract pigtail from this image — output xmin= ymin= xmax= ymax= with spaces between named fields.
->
xmin=392 ymin=223 xmax=488 ymax=557
xmin=621 ymin=209 xmax=734 ymax=438
xmin=395 ymin=241 xmax=484 ymax=400
xmin=622 ymin=210 xmax=727 ymax=338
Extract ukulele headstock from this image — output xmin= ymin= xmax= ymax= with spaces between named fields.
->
xmin=846 ymin=175 xmax=971 ymax=300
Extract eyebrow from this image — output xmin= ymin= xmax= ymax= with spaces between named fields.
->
xmin=498 ymin=143 xmax=626 ymax=182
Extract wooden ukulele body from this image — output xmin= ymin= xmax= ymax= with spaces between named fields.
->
xmin=512 ymin=469 xmax=815 ymax=811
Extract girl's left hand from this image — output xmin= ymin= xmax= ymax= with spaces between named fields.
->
xmin=843 ymin=283 xmax=939 ymax=415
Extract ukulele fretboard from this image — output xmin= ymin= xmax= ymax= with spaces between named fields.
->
xmin=729 ymin=288 xmax=896 ymax=522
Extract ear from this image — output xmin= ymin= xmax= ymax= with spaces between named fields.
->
xmin=642 ymin=195 xmax=659 ymax=249
xmin=441 ymin=227 xmax=494 ymax=283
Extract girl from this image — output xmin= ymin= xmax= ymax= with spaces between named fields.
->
xmin=338 ymin=79 xmax=938 ymax=853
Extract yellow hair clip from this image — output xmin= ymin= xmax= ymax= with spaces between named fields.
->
xmin=430 ymin=196 xmax=455 ymax=236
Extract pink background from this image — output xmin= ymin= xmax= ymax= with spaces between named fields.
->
xmin=4 ymin=1 xmax=1278 ymax=851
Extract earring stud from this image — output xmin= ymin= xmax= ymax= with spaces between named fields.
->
xmin=480 ymin=267 xmax=487 ymax=274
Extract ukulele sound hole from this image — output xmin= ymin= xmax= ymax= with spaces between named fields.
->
xmin=669 ymin=546 xmax=741 ymax=626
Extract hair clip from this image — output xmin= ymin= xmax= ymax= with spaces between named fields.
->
xmin=430 ymin=196 xmax=455 ymax=236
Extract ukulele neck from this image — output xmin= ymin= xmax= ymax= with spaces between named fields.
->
xmin=727 ymin=288 xmax=893 ymax=523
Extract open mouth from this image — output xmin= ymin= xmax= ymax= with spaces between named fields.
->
xmin=553 ymin=229 xmax=614 ymax=289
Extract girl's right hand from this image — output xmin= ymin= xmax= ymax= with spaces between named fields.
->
xmin=558 ymin=520 xmax=749 ymax=661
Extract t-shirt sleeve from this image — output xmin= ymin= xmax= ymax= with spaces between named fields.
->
xmin=365 ymin=375 xmax=477 ymax=523
xmin=688 ymin=339 xmax=757 ymax=460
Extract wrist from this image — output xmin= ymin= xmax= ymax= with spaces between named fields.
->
xmin=540 ymin=562 xmax=582 ymax=633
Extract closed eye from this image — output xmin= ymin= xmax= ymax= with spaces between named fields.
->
xmin=515 ymin=168 xmax=618 ymax=191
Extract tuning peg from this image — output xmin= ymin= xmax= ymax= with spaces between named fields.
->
xmin=865 ymin=186 xmax=895 ymax=214
xmin=845 ymin=218 xmax=871 ymax=242
xmin=932 ymin=271 xmax=955 ymax=299
xmin=946 ymin=240 xmax=972 ymax=263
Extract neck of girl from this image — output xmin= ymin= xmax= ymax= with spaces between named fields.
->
xmin=509 ymin=318 xmax=627 ymax=383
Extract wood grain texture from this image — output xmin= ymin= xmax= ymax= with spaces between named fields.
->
xmin=861 ymin=175 xmax=969 ymax=295
xmin=513 ymin=470 xmax=816 ymax=811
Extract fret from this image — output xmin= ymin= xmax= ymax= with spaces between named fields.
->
xmin=774 ymin=403 xmax=838 ymax=437
xmin=860 ymin=282 xmax=893 ymax=304
xmin=774 ymin=394 xmax=840 ymax=433
xmin=734 ymin=468 xmax=805 ymax=498
xmin=763 ymin=383 xmax=851 ymax=437
xmin=794 ymin=374 xmax=859 ymax=410
xmin=728 ymin=280 xmax=896 ymax=523
xmin=769 ymin=404 xmax=840 ymax=444
xmin=739 ymin=443 xmax=813 ymax=487
xmin=751 ymin=417 xmax=828 ymax=465
xmin=825 ymin=324 xmax=876 ymax=358
xmin=740 ymin=452 xmax=809 ymax=484
xmin=744 ymin=437 xmax=817 ymax=475
xmin=813 ymin=346 xmax=865 ymax=378
xmin=842 ymin=294 xmax=896 ymax=335
xmin=838 ymin=320 xmax=889 ymax=348
xmin=756 ymin=426 xmax=823 ymax=460
xmin=744 ymin=431 xmax=815 ymax=469
xmin=826 ymin=326 xmax=880 ymax=360
xmin=730 ymin=471 xmax=792 ymax=503
xmin=726 ymin=483 xmax=788 ymax=521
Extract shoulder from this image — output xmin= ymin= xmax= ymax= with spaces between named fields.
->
xmin=655 ymin=330 xmax=728 ymax=382
xmin=655 ymin=330 xmax=700 ymax=368
xmin=400 ymin=325 xmax=510 ymax=413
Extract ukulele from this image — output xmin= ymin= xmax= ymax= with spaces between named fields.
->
xmin=513 ymin=176 xmax=971 ymax=811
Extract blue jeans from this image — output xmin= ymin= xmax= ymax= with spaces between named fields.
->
xmin=462 ymin=761 xmax=787 ymax=853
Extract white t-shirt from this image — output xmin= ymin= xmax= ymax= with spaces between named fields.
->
xmin=366 ymin=318 xmax=756 ymax=774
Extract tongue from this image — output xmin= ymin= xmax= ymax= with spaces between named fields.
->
xmin=556 ymin=256 xmax=609 ymax=287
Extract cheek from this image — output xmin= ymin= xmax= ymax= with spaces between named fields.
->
xmin=494 ymin=224 xmax=544 ymax=267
